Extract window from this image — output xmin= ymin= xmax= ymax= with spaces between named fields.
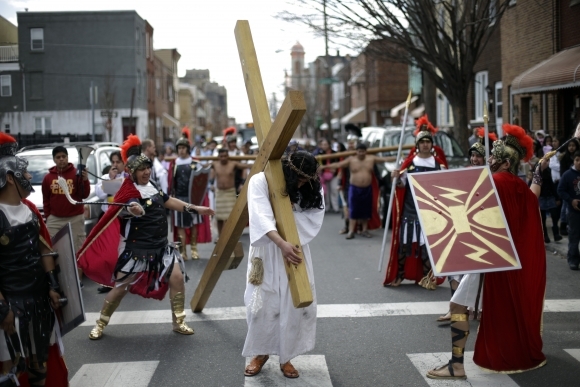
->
xmin=146 ymin=33 xmax=150 ymax=59
xmin=489 ymin=0 xmax=497 ymax=25
xmin=474 ymin=71 xmax=488 ymax=120
xmin=156 ymin=78 xmax=161 ymax=97
xmin=168 ymin=84 xmax=174 ymax=102
xmin=1 ymin=75 xmax=11 ymax=97
xmin=136 ymin=70 xmax=141 ymax=99
xmin=495 ymin=82 xmax=503 ymax=128
xmin=30 ymin=72 xmax=44 ymax=99
xmin=34 ymin=117 xmax=52 ymax=134
xmin=136 ymin=28 xmax=140 ymax=54
xmin=30 ymin=28 xmax=44 ymax=50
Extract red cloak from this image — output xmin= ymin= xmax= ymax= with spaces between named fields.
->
xmin=77 ymin=179 xmax=169 ymax=300
xmin=473 ymin=172 xmax=546 ymax=372
xmin=383 ymin=146 xmax=447 ymax=285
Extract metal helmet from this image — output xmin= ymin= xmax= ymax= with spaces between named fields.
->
xmin=120 ymin=134 xmax=152 ymax=177
xmin=0 ymin=133 xmax=34 ymax=193
xmin=490 ymin=124 xmax=533 ymax=175
xmin=414 ymin=115 xmax=437 ymax=145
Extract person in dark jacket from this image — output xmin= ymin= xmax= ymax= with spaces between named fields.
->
xmin=557 ymin=150 xmax=580 ymax=270
xmin=558 ymin=139 xmax=580 ymax=236
xmin=537 ymin=162 xmax=561 ymax=243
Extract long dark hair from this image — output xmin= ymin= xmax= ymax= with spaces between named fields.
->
xmin=282 ymin=151 xmax=324 ymax=210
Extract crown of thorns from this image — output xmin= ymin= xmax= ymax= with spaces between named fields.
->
xmin=284 ymin=153 xmax=319 ymax=182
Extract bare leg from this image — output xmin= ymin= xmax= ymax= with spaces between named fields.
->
xmin=89 ymin=274 xmax=132 ymax=340
xmin=346 ymin=218 xmax=357 ymax=239
xmin=361 ymin=219 xmax=369 ymax=232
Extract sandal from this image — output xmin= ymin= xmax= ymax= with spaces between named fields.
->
xmin=244 ymin=355 xmax=269 ymax=377
xmin=345 ymin=233 xmax=355 ymax=240
xmin=386 ymin=277 xmax=403 ymax=287
xmin=361 ymin=231 xmax=373 ymax=238
xmin=339 ymin=227 xmax=348 ymax=234
xmin=426 ymin=361 xmax=466 ymax=380
xmin=437 ymin=311 xmax=451 ymax=322
xmin=280 ymin=361 xmax=299 ymax=378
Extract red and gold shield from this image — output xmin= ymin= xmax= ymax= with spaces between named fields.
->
xmin=408 ymin=166 xmax=521 ymax=276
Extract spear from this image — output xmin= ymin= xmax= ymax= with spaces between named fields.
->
xmin=378 ymin=91 xmax=412 ymax=272
xmin=483 ymin=101 xmax=490 ymax=161
xmin=56 ymin=177 xmax=129 ymax=207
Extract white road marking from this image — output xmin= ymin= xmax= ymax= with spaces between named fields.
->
xmin=244 ymin=355 xmax=332 ymax=387
xmin=408 ymin=352 xmax=518 ymax=387
xmin=69 ymin=361 xmax=159 ymax=387
xmin=80 ymin=299 xmax=580 ymax=326
xmin=564 ymin=349 xmax=580 ymax=362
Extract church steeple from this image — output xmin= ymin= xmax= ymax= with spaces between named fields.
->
xmin=290 ymin=41 xmax=305 ymax=90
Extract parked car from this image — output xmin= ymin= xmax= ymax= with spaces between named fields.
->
xmin=17 ymin=142 xmax=120 ymax=235
xmin=361 ymin=126 xmax=468 ymax=227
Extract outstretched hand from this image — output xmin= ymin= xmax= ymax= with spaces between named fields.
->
xmin=196 ymin=206 xmax=215 ymax=216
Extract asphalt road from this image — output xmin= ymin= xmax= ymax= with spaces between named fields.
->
xmin=63 ymin=213 xmax=580 ymax=386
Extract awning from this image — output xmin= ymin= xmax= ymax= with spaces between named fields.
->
xmin=162 ymin=112 xmax=180 ymax=127
xmin=512 ymin=45 xmax=580 ymax=94
xmin=390 ymin=96 xmax=419 ymax=118
xmin=341 ymin=106 xmax=366 ymax=124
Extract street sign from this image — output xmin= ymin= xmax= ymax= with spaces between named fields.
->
xmin=318 ymin=77 xmax=340 ymax=85
xmin=100 ymin=111 xmax=118 ymax=118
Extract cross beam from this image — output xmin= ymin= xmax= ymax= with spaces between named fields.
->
xmin=190 ymin=21 xmax=312 ymax=312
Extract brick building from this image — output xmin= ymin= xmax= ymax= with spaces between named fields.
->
xmin=502 ymin=0 xmax=580 ymax=138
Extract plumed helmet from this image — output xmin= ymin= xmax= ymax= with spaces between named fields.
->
xmin=491 ymin=124 xmax=534 ymax=175
xmin=469 ymin=127 xmax=498 ymax=158
xmin=414 ymin=115 xmax=438 ymax=144
xmin=175 ymin=127 xmax=191 ymax=150
xmin=0 ymin=133 xmax=33 ymax=193
xmin=120 ymin=134 xmax=151 ymax=176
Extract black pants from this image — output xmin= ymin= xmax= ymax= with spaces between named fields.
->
xmin=541 ymin=206 xmax=560 ymax=239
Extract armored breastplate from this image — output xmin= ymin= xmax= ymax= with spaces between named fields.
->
xmin=125 ymin=193 xmax=168 ymax=250
xmin=174 ymin=164 xmax=192 ymax=197
xmin=402 ymin=161 xmax=441 ymax=217
xmin=0 ymin=211 xmax=46 ymax=296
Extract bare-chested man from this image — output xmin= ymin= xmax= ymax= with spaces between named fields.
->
xmin=210 ymin=148 xmax=252 ymax=235
xmin=326 ymin=143 xmax=392 ymax=239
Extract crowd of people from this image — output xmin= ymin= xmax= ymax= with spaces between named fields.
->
xmin=2 ymin=114 xmax=578 ymax=383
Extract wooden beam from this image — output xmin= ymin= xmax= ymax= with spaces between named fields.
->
xmin=190 ymin=91 xmax=306 ymax=312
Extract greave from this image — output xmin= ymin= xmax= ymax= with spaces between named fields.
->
xmin=89 ymin=299 xmax=120 ymax=340
xmin=450 ymin=313 xmax=469 ymax=364
xmin=171 ymin=292 xmax=194 ymax=335
xmin=190 ymin=226 xmax=199 ymax=259
xmin=177 ymin=228 xmax=189 ymax=260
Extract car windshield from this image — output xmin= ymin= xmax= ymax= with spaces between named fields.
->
xmin=22 ymin=152 xmax=98 ymax=185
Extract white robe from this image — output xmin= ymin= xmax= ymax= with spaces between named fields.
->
xmin=242 ymin=172 xmax=325 ymax=364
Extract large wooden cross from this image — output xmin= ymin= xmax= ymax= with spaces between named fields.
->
xmin=190 ymin=20 xmax=312 ymax=312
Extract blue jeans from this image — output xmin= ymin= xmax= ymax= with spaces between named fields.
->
xmin=567 ymin=210 xmax=580 ymax=267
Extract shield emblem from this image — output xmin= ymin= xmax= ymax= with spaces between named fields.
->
xmin=51 ymin=223 xmax=86 ymax=336
xmin=189 ymin=164 xmax=211 ymax=206
xmin=408 ymin=166 xmax=521 ymax=276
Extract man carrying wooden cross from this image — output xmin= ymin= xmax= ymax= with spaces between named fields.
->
xmin=243 ymin=151 xmax=325 ymax=379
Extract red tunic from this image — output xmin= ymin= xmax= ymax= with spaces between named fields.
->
xmin=473 ymin=172 xmax=546 ymax=372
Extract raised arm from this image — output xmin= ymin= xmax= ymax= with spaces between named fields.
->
xmin=325 ymin=157 xmax=351 ymax=170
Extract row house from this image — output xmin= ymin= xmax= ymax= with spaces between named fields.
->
xmin=154 ymin=48 xmax=181 ymax=145
xmin=178 ymin=82 xmax=208 ymax=139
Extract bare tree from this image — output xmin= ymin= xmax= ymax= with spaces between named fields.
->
xmin=100 ymin=73 xmax=116 ymax=142
xmin=279 ymin=0 xmax=510 ymax=147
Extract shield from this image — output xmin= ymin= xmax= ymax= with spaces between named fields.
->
xmin=189 ymin=164 xmax=211 ymax=206
xmin=51 ymin=223 xmax=85 ymax=336
xmin=408 ymin=166 xmax=521 ymax=276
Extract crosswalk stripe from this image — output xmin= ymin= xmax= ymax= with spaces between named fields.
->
xmin=408 ymin=352 xmax=518 ymax=386
xmin=69 ymin=361 xmax=159 ymax=387
xmin=80 ymin=299 xmax=580 ymax=326
xmin=244 ymin=355 xmax=332 ymax=387
xmin=564 ymin=349 xmax=580 ymax=362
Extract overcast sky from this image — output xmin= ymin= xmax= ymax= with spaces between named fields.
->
xmin=1 ymin=0 xmax=351 ymax=123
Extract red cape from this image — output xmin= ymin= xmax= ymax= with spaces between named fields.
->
xmin=6 ymin=200 xmax=69 ymax=387
xmin=77 ymin=179 xmax=169 ymax=300
xmin=168 ymin=159 xmax=212 ymax=244
xmin=383 ymin=147 xmax=447 ymax=285
xmin=473 ymin=172 xmax=546 ymax=372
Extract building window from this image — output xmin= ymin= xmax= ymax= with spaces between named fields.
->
xmin=489 ymin=0 xmax=497 ymax=25
xmin=30 ymin=28 xmax=44 ymax=50
xmin=146 ymin=33 xmax=150 ymax=59
xmin=474 ymin=71 xmax=488 ymax=121
xmin=156 ymin=78 xmax=161 ymax=97
xmin=30 ymin=72 xmax=44 ymax=100
xmin=136 ymin=28 xmax=140 ymax=54
xmin=0 ymin=75 xmax=11 ymax=97
xmin=495 ymin=82 xmax=503 ymax=128
xmin=168 ymin=84 xmax=174 ymax=102
xmin=34 ymin=117 xmax=52 ymax=134
xmin=136 ymin=70 xmax=141 ymax=99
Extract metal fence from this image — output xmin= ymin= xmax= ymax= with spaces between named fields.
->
xmin=14 ymin=133 xmax=104 ymax=148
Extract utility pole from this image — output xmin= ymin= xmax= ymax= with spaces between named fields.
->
xmin=324 ymin=0 xmax=331 ymax=141
xmin=90 ymin=81 xmax=97 ymax=142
